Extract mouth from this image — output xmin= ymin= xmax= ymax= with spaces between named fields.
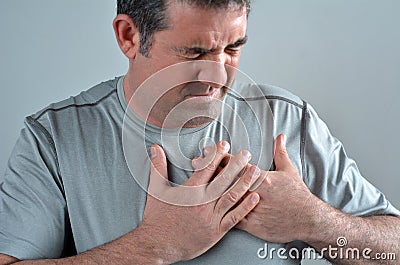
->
xmin=185 ymin=88 xmax=221 ymax=103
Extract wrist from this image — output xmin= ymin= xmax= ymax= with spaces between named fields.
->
xmin=58 ymin=225 xmax=178 ymax=265
xmin=132 ymin=224 xmax=182 ymax=265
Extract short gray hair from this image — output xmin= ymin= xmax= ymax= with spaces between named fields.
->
xmin=117 ymin=0 xmax=251 ymax=57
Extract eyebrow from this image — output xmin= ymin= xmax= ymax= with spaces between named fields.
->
xmin=226 ymin=35 xmax=248 ymax=49
xmin=173 ymin=35 xmax=248 ymax=55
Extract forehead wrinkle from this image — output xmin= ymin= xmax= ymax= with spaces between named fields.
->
xmin=159 ymin=3 xmax=248 ymax=54
xmin=169 ymin=6 xmax=246 ymax=39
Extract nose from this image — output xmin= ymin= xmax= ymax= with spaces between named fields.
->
xmin=196 ymin=54 xmax=228 ymax=89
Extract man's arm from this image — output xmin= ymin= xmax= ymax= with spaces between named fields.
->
xmin=1 ymin=142 xmax=261 ymax=265
xmin=305 ymin=200 xmax=400 ymax=264
xmin=0 ymin=226 xmax=182 ymax=265
xmin=0 ymin=255 xmax=18 ymax=265
xmin=237 ymin=134 xmax=400 ymax=264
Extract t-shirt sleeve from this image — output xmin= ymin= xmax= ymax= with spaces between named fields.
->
xmin=302 ymin=104 xmax=400 ymax=216
xmin=0 ymin=117 xmax=67 ymax=259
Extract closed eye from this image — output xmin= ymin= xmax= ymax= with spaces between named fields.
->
xmin=183 ymin=47 xmax=216 ymax=59
xmin=172 ymin=36 xmax=247 ymax=59
xmin=225 ymin=36 xmax=248 ymax=54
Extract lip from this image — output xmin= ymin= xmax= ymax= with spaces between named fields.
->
xmin=185 ymin=89 xmax=220 ymax=103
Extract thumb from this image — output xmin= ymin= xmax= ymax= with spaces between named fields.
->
xmin=273 ymin=134 xmax=294 ymax=172
xmin=148 ymin=144 xmax=170 ymax=193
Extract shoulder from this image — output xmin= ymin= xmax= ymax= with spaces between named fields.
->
xmin=227 ymin=82 xmax=305 ymax=109
xmin=23 ymin=77 xmax=122 ymax=144
xmin=226 ymin=83 xmax=307 ymax=123
xmin=31 ymin=77 xmax=121 ymax=123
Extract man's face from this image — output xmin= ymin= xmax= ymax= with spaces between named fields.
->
xmin=129 ymin=2 xmax=248 ymax=128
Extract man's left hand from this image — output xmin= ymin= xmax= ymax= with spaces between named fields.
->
xmin=236 ymin=134 xmax=321 ymax=243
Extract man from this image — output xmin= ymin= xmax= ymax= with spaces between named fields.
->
xmin=0 ymin=0 xmax=399 ymax=264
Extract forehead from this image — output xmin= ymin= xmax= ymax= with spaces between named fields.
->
xmin=160 ymin=1 xmax=248 ymax=47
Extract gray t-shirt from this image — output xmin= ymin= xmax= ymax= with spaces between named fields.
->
xmin=1 ymin=76 xmax=399 ymax=264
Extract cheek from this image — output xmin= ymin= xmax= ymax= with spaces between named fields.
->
xmin=230 ymin=53 xmax=241 ymax=68
xmin=143 ymin=51 xmax=179 ymax=75
xmin=224 ymin=54 xmax=241 ymax=75
xmin=225 ymin=56 xmax=241 ymax=82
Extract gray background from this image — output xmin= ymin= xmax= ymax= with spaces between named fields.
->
xmin=0 ymin=1 xmax=398 ymax=264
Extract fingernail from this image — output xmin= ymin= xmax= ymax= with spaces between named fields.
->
xmin=203 ymin=146 xmax=211 ymax=156
xmin=151 ymin=146 xmax=157 ymax=158
xmin=242 ymin=150 xmax=251 ymax=161
xmin=192 ymin=157 xmax=199 ymax=168
xmin=251 ymin=193 xmax=259 ymax=204
xmin=282 ymin=134 xmax=287 ymax=146
xmin=220 ymin=141 xmax=230 ymax=152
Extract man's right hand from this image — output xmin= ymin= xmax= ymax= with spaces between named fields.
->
xmin=138 ymin=141 xmax=261 ymax=264
xmin=0 ymin=141 xmax=260 ymax=265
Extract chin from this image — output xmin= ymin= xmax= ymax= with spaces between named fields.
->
xmin=160 ymin=90 xmax=226 ymax=128
xmin=163 ymin=100 xmax=222 ymax=128
xmin=183 ymin=116 xmax=216 ymax=128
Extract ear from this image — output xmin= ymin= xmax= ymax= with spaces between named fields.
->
xmin=113 ymin=14 xmax=140 ymax=59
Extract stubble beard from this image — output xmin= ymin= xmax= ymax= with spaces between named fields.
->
xmin=155 ymin=86 xmax=228 ymax=129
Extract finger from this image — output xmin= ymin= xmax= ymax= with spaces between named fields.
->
xmin=185 ymin=141 xmax=230 ymax=186
xmin=148 ymin=145 xmax=170 ymax=194
xmin=191 ymin=146 xmax=216 ymax=170
xmin=191 ymin=156 xmax=202 ymax=170
xmin=207 ymin=150 xmax=252 ymax=195
xmin=235 ymin=191 xmax=255 ymax=230
xmin=273 ymin=134 xmax=295 ymax=172
xmin=235 ymin=213 xmax=250 ymax=230
xmin=202 ymin=145 xmax=214 ymax=157
xmin=192 ymin=146 xmax=232 ymax=177
xmin=220 ymin=155 xmax=230 ymax=168
xmin=191 ymin=143 xmax=228 ymax=170
xmin=249 ymin=169 xmax=268 ymax=192
xmin=214 ymin=165 xmax=260 ymax=217
xmin=214 ymin=164 xmax=225 ymax=177
xmin=210 ymin=155 xmax=232 ymax=179
xmin=220 ymin=192 xmax=260 ymax=232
